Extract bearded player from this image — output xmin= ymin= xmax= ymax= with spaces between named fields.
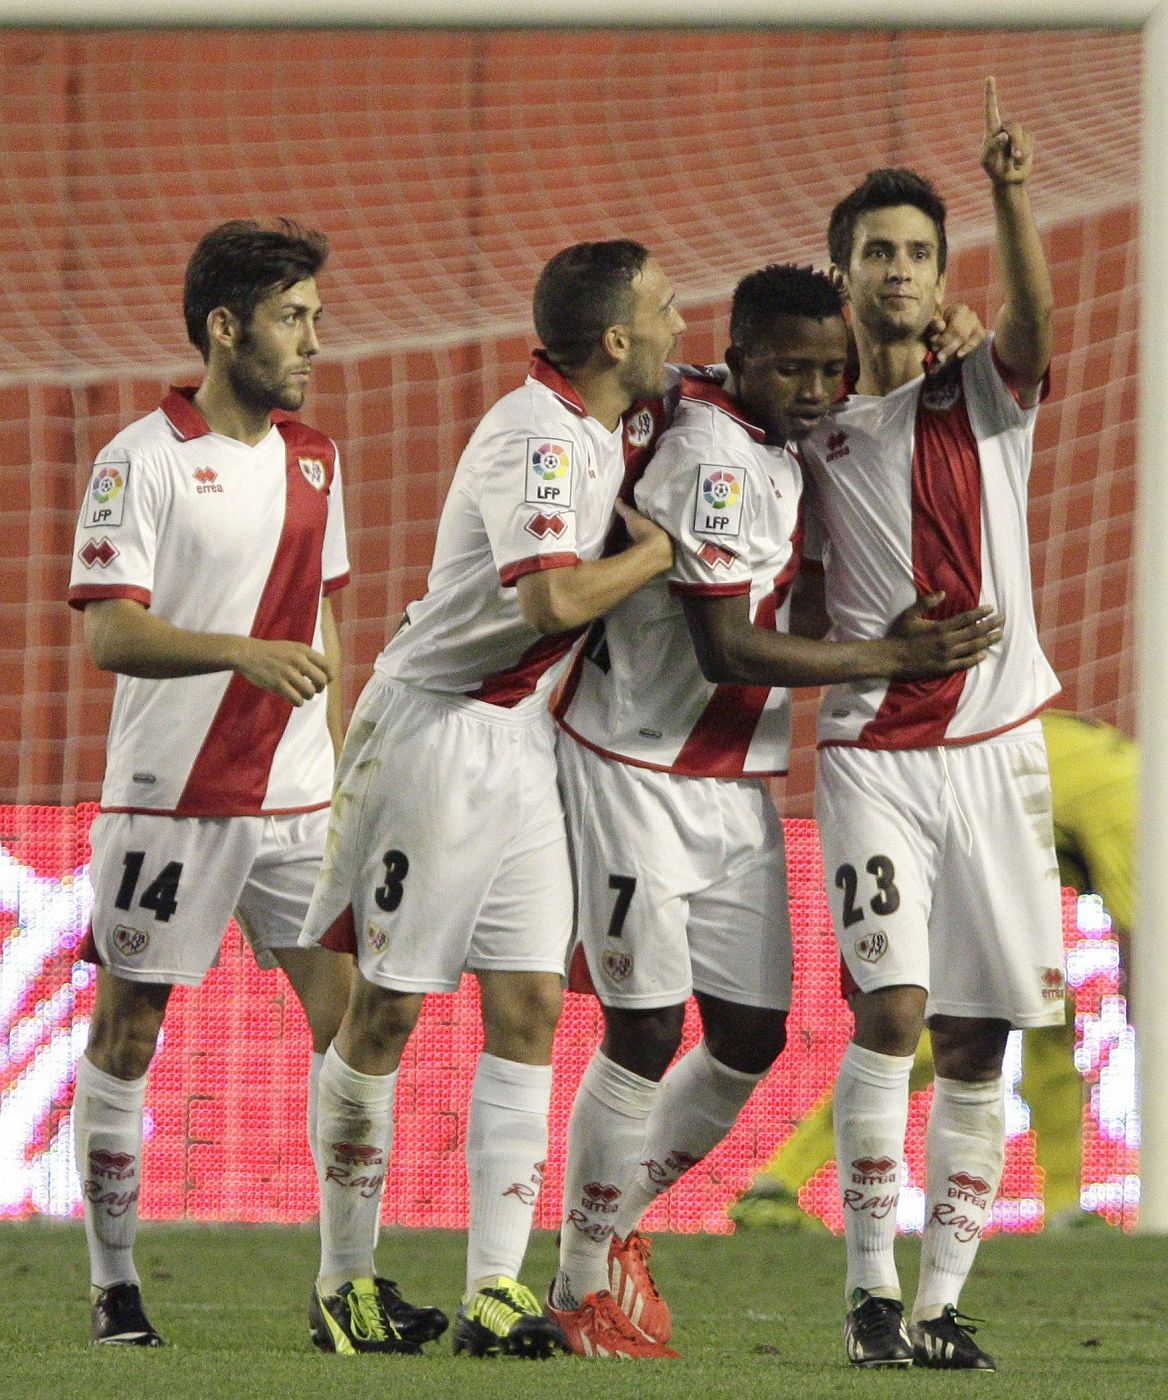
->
xmin=67 ymin=220 xmax=366 ymax=1348
xmin=297 ymin=241 xmax=684 ymax=1358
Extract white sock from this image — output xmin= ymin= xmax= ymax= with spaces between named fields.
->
xmin=614 ymin=1041 xmax=764 ymax=1238
xmin=465 ymin=1053 xmax=553 ymax=1296
xmin=73 ymin=1055 xmax=148 ymax=1292
xmin=833 ymin=1041 xmax=914 ymax=1302
xmin=315 ymin=1043 xmax=397 ymax=1291
xmin=307 ymin=1050 xmax=324 ymax=1175
xmin=913 ymin=1076 xmax=1005 ymax=1322
xmin=554 ymin=1050 xmax=658 ymax=1308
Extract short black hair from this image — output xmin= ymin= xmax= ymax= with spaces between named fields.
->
xmin=730 ymin=263 xmax=844 ymax=354
xmin=827 ymin=167 xmax=947 ymax=274
xmin=533 ymin=239 xmax=651 ymax=371
xmin=183 ymin=218 xmax=329 ymax=360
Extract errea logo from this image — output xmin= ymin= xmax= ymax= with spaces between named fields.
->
xmin=825 ymin=430 xmax=850 ymax=462
xmin=193 ymin=466 xmax=223 ymax=494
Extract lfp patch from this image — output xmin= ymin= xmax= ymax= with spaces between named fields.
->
xmin=525 ymin=438 xmax=574 ymax=510
xmin=692 ymin=465 xmax=744 ymax=538
xmin=83 ymin=460 xmax=130 ymax=529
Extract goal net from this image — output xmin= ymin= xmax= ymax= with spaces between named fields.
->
xmin=0 ymin=24 xmax=1140 ymax=1230
xmin=2 ymin=24 xmax=1136 ymax=810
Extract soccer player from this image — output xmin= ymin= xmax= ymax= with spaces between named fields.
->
xmin=546 ymin=264 xmax=1003 ymax=1358
xmin=67 ymin=220 xmax=361 ymax=1348
xmin=297 ymin=241 xmax=685 ymax=1358
xmin=800 ymin=79 xmax=1062 ymax=1370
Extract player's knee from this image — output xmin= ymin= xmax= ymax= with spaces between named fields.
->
xmin=930 ymin=1015 xmax=1010 ymax=1081
xmin=347 ymin=978 xmax=422 ymax=1055
xmin=481 ymin=973 xmax=563 ymax=1061
xmin=601 ymin=1003 xmax=685 ymax=1080
xmin=703 ymin=1007 xmax=787 ymax=1075
xmin=850 ymin=985 xmax=926 ymax=1057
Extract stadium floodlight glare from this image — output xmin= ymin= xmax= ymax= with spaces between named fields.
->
xmin=6 ymin=0 xmax=1164 ymax=1233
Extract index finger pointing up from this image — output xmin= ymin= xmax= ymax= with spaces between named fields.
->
xmin=984 ymin=75 xmax=1002 ymax=136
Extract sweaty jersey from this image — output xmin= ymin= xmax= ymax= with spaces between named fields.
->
xmin=68 ymin=388 xmax=350 ymax=817
xmin=377 ymin=354 xmax=635 ymax=712
xmin=801 ymin=335 xmax=1059 ymax=749
xmin=554 ymin=367 xmax=802 ymax=777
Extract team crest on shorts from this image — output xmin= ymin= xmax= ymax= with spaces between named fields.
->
xmin=299 ymin=457 xmax=326 ymax=490
xmin=112 ymin=924 xmax=149 ymax=956
xmin=366 ymin=921 xmax=390 ymax=953
xmin=1039 ymin=965 xmax=1066 ymax=1001
xmin=625 ymin=407 xmax=655 ymax=449
xmin=920 ymin=376 xmax=962 ymax=412
xmin=602 ymin=948 xmax=633 ymax=982
xmin=855 ymin=930 xmax=888 ymax=964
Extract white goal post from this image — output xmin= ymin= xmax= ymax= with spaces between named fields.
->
xmin=5 ymin=0 xmax=1165 ymax=1233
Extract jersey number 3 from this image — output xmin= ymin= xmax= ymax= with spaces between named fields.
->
xmin=374 ymin=849 xmax=410 ymax=913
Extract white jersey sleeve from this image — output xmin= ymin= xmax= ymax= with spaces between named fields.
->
xmin=474 ymin=423 xmax=582 ymax=585
xmin=322 ymin=446 xmax=351 ymax=592
xmin=638 ymin=437 xmax=760 ymax=598
xmin=69 ymin=447 xmax=165 ymax=608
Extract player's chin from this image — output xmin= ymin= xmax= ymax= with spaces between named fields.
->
xmin=273 ymin=382 xmax=308 ymax=411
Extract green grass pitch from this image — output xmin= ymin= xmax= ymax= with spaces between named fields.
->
xmin=1 ymin=1221 xmax=1164 ymax=1399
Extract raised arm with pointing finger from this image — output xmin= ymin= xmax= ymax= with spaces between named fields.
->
xmin=981 ymin=76 xmax=1055 ymax=394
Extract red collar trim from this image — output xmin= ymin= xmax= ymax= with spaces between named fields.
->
xmin=161 ymin=386 xmax=293 ymax=441
xmin=528 ymin=350 xmax=588 ymax=418
xmin=680 ymin=367 xmax=766 ymax=443
xmin=161 ymin=386 xmax=213 ymax=441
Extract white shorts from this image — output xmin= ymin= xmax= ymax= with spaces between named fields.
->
xmin=85 ymin=808 xmax=330 ymax=986
xmin=557 ymin=734 xmax=793 ymax=1011
xmin=816 ymin=723 xmax=1065 ymax=1027
xmin=299 ymin=673 xmax=574 ymax=992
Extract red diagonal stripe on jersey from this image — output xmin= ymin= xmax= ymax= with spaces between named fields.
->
xmin=672 ymin=589 xmax=779 ymax=777
xmin=858 ymin=376 xmax=981 ymax=748
xmin=470 ymin=627 xmax=584 ymax=708
xmin=176 ymin=424 xmax=333 ymax=814
xmin=673 ymin=513 xmax=801 ymax=777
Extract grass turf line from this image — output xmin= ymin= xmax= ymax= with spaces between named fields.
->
xmin=1 ymin=1221 xmax=1164 ymax=1399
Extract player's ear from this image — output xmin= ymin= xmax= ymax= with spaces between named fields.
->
xmin=933 ymin=270 xmax=947 ymax=312
xmin=602 ymin=321 xmax=631 ymax=366
xmin=725 ymin=344 xmax=742 ymax=378
xmin=206 ymin=305 xmax=240 ymax=353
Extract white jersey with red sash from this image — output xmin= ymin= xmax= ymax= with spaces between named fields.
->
xmin=801 ymin=335 xmax=1059 ymax=749
xmin=375 ymin=353 xmax=644 ymax=712
xmin=554 ymin=366 xmax=802 ymax=777
xmin=68 ymin=388 xmax=349 ymax=816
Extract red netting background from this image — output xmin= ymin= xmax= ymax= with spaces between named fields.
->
xmin=2 ymin=27 xmax=1137 ymax=816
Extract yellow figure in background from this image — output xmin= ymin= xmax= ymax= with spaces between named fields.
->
xmin=732 ymin=710 xmax=1136 ymax=1228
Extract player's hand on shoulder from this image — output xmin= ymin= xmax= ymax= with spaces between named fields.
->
xmin=886 ymin=590 xmax=1005 ymax=679
xmin=232 ymin=637 xmax=333 ymax=704
xmin=981 ymin=75 xmax=1033 ymax=186
xmin=613 ymin=498 xmax=673 ymax=571
xmin=926 ymin=303 xmax=986 ymax=373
